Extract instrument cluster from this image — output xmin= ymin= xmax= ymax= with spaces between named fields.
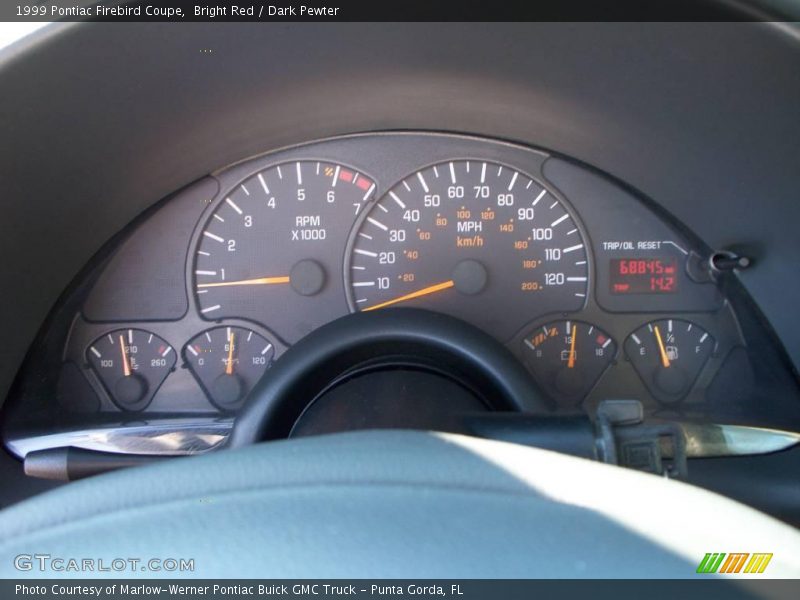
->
xmin=5 ymin=132 xmax=789 ymax=459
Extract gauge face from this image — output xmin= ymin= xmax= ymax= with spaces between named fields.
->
xmin=184 ymin=326 xmax=275 ymax=410
xmin=194 ymin=161 xmax=376 ymax=342
xmin=625 ymin=319 xmax=714 ymax=401
xmin=346 ymin=161 xmax=589 ymax=340
xmin=87 ymin=329 xmax=175 ymax=411
xmin=523 ymin=320 xmax=616 ymax=402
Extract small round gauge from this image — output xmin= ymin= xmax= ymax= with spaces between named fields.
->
xmin=87 ymin=329 xmax=175 ymax=411
xmin=624 ymin=319 xmax=714 ymax=401
xmin=184 ymin=326 xmax=275 ymax=410
xmin=346 ymin=160 xmax=589 ymax=340
xmin=522 ymin=320 xmax=616 ymax=402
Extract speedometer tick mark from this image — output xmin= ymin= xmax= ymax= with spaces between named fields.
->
xmin=354 ymin=248 xmax=378 ymax=258
xmin=563 ymin=243 xmax=583 ymax=253
xmin=417 ymin=172 xmax=429 ymax=193
xmin=359 ymin=233 xmax=373 ymax=240
xmin=240 ymin=184 xmax=250 ymax=196
xmin=449 ymin=162 xmax=457 ymax=184
xmin=551 ymin=214 xmax=569 ymax=227
xmin=390 ymin=191 xmax=406 ymax=209
xmin=508 ymin=172 xmax=518 ymax=190
xmin=213 ymin=214 xmax=225 ymax=222
xmin=480 ymin=162 xmax=487 ymax=183
xmin=549 ymin=201 xmax=559 ymax=209
xmin=533 ymin=190 xmax=546 ymax=205
xmin=367 ymin=217 xmax=389 ymax=231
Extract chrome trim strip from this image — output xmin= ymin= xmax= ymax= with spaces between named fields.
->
xmin=6 ymin=418 xmax=233 ymax=458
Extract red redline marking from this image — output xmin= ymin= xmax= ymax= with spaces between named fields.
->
xmin=356 ymin=177 xmax=373 ymax=191
xmin=339 ymin=169 xmax=353 ymax=182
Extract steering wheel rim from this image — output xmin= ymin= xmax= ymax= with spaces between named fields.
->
xmin=3 ymin=430 xmax=800 ymax=578
xmin=229 ymin=308 xmax=549 ymax=447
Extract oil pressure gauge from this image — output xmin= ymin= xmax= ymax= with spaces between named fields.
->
xmin=522 ymin=320 xmax=616 ymax=403
xmin=184 ymin=326 xmax=275 ymax=410
xmin=625 ymin=319 xmax=714 ymax=401
xmin=87 ymin=329 xmax=175 ymax=411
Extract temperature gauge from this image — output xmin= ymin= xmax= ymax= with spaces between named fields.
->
xmin=625 ymin=319 xmax=714 ymax=401
xmin=87 ymin=329 xmax=175 ymax=411
xmin=184 ymin=326 xmax=275 ymax=410
xmin=522 ymin=320 xmax=616 ymax=403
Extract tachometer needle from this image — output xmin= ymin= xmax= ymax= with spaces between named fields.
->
xmin=226 ymin=332 xmax=236 ymax=375
xmin=654 ymin=325 xmax=671 ymax=368
xmin=119 ymin=334 xmax=131 ymax=377
xmin=362 ymin=280 xmax=455 ymax=312
xmin=567 ymin=323 xmax=577 ymax=369
xmin=197 ymin=275 xmax=291 ymax=288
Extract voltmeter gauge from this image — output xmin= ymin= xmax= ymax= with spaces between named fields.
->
xmin=522 ymin=320 xmax=616 ymax=403
xmin=624 ymin=319 xmax=714 ymax=401
xmin=184 ymin=326 xmax=275 ymax=410
xmin=87 ymin=329 xmax=176 ymax=411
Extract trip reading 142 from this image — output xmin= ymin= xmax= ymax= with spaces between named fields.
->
xmin=609 ymin=257 xmax=678 ymax=295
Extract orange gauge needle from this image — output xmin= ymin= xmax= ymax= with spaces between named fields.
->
xmin=197 ymin=275 xmax=291 ymax=289
xmin=119 ymin=334 xmax=131 ymax=377
xmin=567 ymin=323 xmax=577 ymax=369
xmin=362 ymin=280 xmax=455 ymax=312
xmin=226 ymin=332 xmax=236 ymax=375
xmin=654 ymin=325 xmax=671 ymax=368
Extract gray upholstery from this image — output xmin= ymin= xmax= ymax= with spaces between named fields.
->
xmin=1 ymin=431 xmax=799 ymax=578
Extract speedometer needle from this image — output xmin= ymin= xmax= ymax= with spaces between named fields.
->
xmin=197 ymin=275 xmax=291 ymax=288
xmin=362 ymin=280 xmax=455 ymax=312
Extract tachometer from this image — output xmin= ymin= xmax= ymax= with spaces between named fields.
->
xmin=346 ymin=161 xmax=589 ymax=339
xmin=194 ymin=161 xmax=376 ymax=342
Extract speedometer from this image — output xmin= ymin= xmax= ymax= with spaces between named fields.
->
xmin=345 ymin=160 xmax=589 ymax=340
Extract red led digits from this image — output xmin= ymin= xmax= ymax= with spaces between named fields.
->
xmin=610 ymin=257 xmax=677 ymax=295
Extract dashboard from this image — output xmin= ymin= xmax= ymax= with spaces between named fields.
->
xmin=3 ymin=132 xmax=799 ymax=460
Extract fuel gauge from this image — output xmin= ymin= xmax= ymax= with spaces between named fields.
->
xmin=625 ymin=319 xmax=714 ymax=401
xmin=184 ymin=326 xmax=275 ymax=410
xmin=522 ymin=320 xmax=616 ymax=403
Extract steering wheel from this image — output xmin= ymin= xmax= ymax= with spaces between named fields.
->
xmin=2 ymin=310 xmax=800 ymax=578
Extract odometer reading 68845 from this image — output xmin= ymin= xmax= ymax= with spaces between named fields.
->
xmin=346 ymin=160 xmax=590 ymax=340
xmin=610 ymin=257 xmax=678 ymax=295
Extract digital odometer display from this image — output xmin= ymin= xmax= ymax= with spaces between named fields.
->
xmin=610 ymin=257 xmax=677 ymax=294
